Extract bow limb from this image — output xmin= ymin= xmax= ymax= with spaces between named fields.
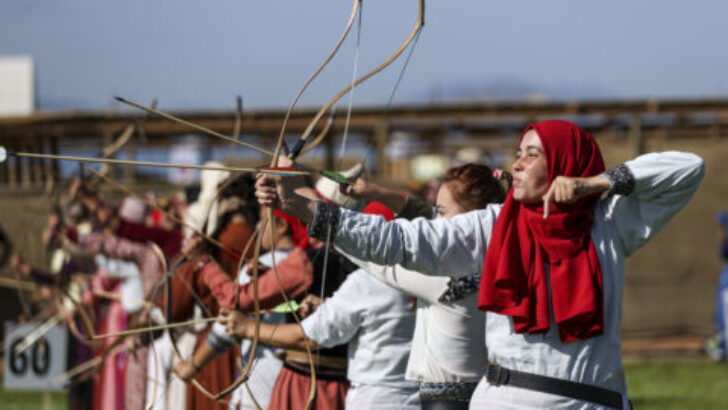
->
xmin=65 ymin=307 xmax=98 ymax=348
xmin=298 ymin=109 xmax=336 ymax=157
xmin=224 ymin=96 xmax=244 ymax=160
xmin=156 ymin=247 xmax=227 ymax=403
xmin=297 ymin=0 xmax=425 ymax=154
xmin=89 ymin=124 xmax=132 ymax=183
xmin=276 ymin=0 xmax=361 ymax=151
xmin=59 ymin=280 xmax=99 ymax=346
xmin=158 ymin=249 xmax=237 ymax=403
xmin=211 ymin=218 xmax=266 ymax=401
xmin=265 ymin=217 xmax=317 ymax=409
xmin=211 ymin=101 xmax=292 ymax=402
xmin=55 ymin=264 xmax=166 ymax=387
xmin=89 ymin=99 xmax=157 ymax=186
xmin=246 ymin=3 xmax=372 ymax=407
xmin=259 ymin=98 xmax=318 ymax=407
xmin=177 ymin=222 xmax=266 ymax=403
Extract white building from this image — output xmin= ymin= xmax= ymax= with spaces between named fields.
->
xmin=0 ymin=55 xmax=34 ymax=117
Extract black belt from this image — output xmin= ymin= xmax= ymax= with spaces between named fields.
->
xmin=486 ymin=363 xmax=624 ymax=409
xmin=283 ymin=361 xmax=348 ymax=383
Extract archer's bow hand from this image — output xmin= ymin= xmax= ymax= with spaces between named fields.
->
xmin=255 ymin=172 xmax=316 ymax=224
xmin=219 ymin=308 xmax=253 ymax=340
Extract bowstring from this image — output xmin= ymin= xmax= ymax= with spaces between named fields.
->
xmin=336 ymin=1 xmax=363 ymax=170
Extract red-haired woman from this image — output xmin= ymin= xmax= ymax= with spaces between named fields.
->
xmin=256 ymin=120 xmax=705 ymax=409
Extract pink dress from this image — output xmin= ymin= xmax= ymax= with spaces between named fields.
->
xmin=89 ymin=273 xmax=127 ymax=410
xmin=83 ymin=233 xmax=165 ymax=410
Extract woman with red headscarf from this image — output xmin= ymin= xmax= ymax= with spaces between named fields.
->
xmin=256 ymin=120 xmax=705 ymax=409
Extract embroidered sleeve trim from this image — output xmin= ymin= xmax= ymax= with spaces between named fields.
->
xmin=307 ymin=202 xmax=341 ymax=241
xmin=604 ymin=163 xmax=636 ymax=197
xmin=439 ymin=274 xmax=481 ymax=303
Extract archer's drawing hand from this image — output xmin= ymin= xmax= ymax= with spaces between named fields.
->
xmin=340 ymin=176 xmax=408 ymax=214
xmin=542 ymin=175 xmax=611 ymax=219
xmin=219 ymin=308 xmax=253 ymax=340
xmin=340 ymin=177 xmax=377 ymax=198
xmin=299 ymin=294 xmax=323 ymax=318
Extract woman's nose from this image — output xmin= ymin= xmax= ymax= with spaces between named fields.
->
xmin=512 ymin=158 xmax=523 ymax=172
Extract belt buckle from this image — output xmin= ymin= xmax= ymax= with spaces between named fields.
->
xmin=486 ymin=363 xmax=507 ymax=386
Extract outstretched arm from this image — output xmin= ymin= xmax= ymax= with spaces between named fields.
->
xmin=201 ymin=247 xmax=313 ymax=311
xmin=256 ymin=172 xmax=495 ymax=276
xmin=172 ymin=342 xmax=219 ymax=382
xmin=604 ymin=152 xmax=705 ymax=256
xmin=218 ymin=308 xmax=319 ymax=351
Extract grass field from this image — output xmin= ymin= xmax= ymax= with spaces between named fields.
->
xmin=0 ymin=388 xmax=66 ymax=410
xmin=625 ymin=357 xmax=728 ymax=409
xmin=0 ymin=358 xmax=726 ymax=409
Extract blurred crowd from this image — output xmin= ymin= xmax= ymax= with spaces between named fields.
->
xmin=5 ymin=159 xmax=509 ymax=410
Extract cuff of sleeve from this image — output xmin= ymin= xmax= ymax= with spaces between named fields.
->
xmin=307 ymin=202 xmax=341 ymax=241
xmin=439 ymin=274 xmax=481 ymax=303
xmin=299 ymin=315 xmax=325 ymax=347
xmin=205 ymin=324 xmax=237 ymax=353
xmin=604 ymin=164 xmax=636 ymax=197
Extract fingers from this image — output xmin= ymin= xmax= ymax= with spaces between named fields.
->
xmin=299 ymin=305 xmax=309 ymax=318
xmin=255 ymin=174 xmax=279 ymax=206
xmin=542 ymin=184 xmax=555 ymax=219
xmin=544 ymin=177 xmax=585 ymax=218
xmin=555 ymin=181 xmax=567 ymax=203
xmin=277 ymin=156 xmax=294 ymax=168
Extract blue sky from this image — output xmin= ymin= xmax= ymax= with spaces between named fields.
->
xmin=2 ymin=0 xmax=728 ymax=111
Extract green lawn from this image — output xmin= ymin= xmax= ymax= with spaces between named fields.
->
xmin=0 ymin=388 xmax=66 ymax=410
xmin=626 ymin=357 xmax=728 ymax=409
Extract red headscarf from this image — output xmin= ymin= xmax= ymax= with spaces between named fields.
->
xmin=478 ymin=120 xmax=606 ymax=343
xmin=363 ymin=201 xmax=396 ymax=222
xmin=273 ymin=209 xmax=309 ymax=248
